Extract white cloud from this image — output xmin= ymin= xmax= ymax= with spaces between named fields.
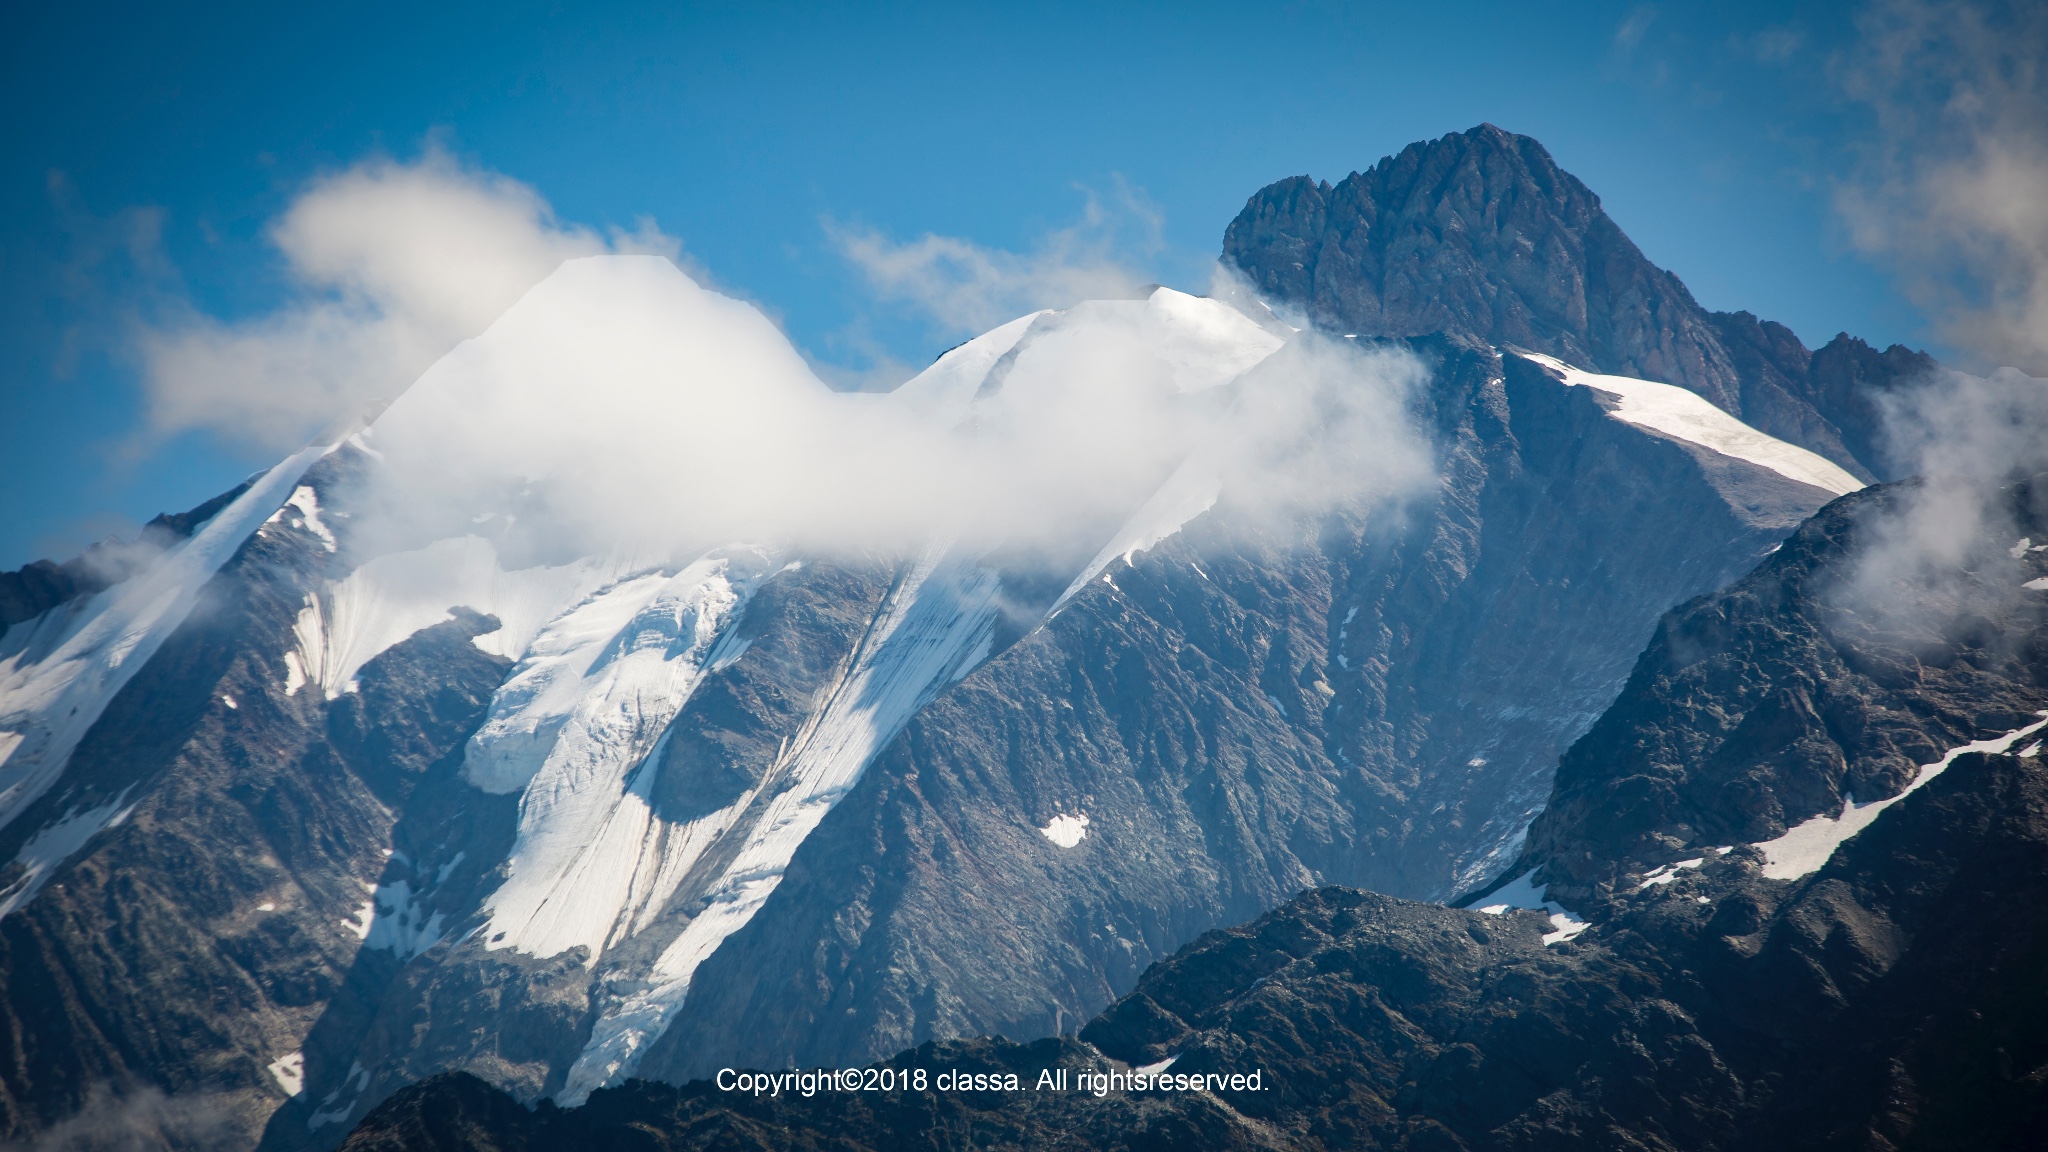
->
xmin=1826 ymin=1 xmax=2048 ymax=632
xmin=131 ymin=153 xmax=1429 ymax=576
xmin=348 ymin=254 xmax=1430 ymax=569
xmin=136 ymin=148 xmax=677 ymax=451
xmin=829 ymin=182 xmax=1163 ymax=334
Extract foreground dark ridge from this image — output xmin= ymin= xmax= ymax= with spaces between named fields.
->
xmin=345 ymin=745 xmax=2048 ymax=1151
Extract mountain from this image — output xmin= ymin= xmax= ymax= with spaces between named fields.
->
xmin=0 ymin=128 xmax=1945 ymax=1151
xmin=338 ymin=475 xmax=2048 ymax=1151
xmin=1223 ymin=123 xmax=1938 ymax=482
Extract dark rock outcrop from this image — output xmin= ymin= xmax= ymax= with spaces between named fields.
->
xmin=1524 ymin=472 xmax=2048 ymax=897
xmin=0 ymin=455 xmax=512 ymax=1149
xmin=0 ymin=127 xmax=1957 ymax=1152
xmin=1223 ymin=124 xmax=1938 ymax=480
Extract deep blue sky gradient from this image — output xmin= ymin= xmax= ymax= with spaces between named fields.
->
xmin=1 ymin=0 xmax=1925 ymax=569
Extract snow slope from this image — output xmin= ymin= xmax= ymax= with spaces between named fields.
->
xmin=892 ymin=312 xmax=1046 ymax=426
xmin=476 ymin=548 xmax=776 ymax=963
xmin=561 ymin=544 xmax=1007 ymax=1102
xmin=1471 ymin=868 xmax=1591 ymax=946
xmin=1053 ymin=457 xmax=1221 ymax=612
xmin=1516 ymin=352 xmax=1865 ymax=497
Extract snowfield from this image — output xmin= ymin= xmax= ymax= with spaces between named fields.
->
xmin=1516 ymin=352 xmax=1866 ymax=497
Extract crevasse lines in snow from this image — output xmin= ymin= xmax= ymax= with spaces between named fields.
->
xmin=561 ymin=543 xmax=1009 ymax=1103
xmin=553 ymin=291 xmax=1288 ymax=1100
xmin=476 ymin=548 xmax=777 ymax=965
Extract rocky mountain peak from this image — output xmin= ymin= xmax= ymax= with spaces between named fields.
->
xmin=1224 ymin=123 xmax=1708 ymax=386
xmin=1224 ymin=124 xmax=1936 ymax=482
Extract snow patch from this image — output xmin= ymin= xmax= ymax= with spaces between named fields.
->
xmin=1040 ymin=812 xmax=1090 ymax=848
xmin=1518 ymin=352 xmax=1865 ymax=496
xmin=356 ymin=879 xmax=448 ymax=960
xmin=221 ymin=694 xmax=237 ymax=710
xmin=1759 ymin=713 xmax=2048 ymax=880
xmin=1637 ymin=858 xmax=1704 ymax=887
xmin=268 ymin=1052 xmax=305 ymax=1096
xmin=0 ymin=788 xmax=137 ymax=919
xmin=1473 ymin=868 xmax=1591 ymax=945
xmin=269 ymin=485 xmax=337 ymax=552
xmin=2024 ymin=577 xmax=2048 ymax=591
xmin=306 ymin=1062 xmax=370 ymax=1130
xmin=1135 ymin=1054 xmax=1179 ymax=1076
xmin=341 ymin=901 xmax=374 ymax=941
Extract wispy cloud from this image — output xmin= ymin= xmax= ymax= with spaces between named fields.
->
xmin=1836 ymin=0 xmax=2048 ymax=375
xmin=829 ymin=180 xmax=1163 ymax=335
xmin=1614 ymin=6 xmax=1657 ymax=52
xmin=1829 ymin=1 xmax=2048 ymax=637
xmin=135 ymin=146 xmax=677 ymax=452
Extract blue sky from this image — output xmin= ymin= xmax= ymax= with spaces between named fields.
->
xmin=1 ymin=0 xmax=1931 ymax=569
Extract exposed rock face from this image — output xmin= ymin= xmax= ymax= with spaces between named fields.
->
xmin=1524 ymin=472 xmax=2048 ymax=898
xmin=1223 ymin=123 xmax=1938 ymax=480
xmin=341 ymin=744 xmax=2048 ymax=1151
xmin=631 ymin=339 xmax=1834 ymax=1085
xmin=0 ymin=454 xmax=506 ymax=1149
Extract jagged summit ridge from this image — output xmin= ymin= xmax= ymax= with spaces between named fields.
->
xmin=1224 ymin=122 xmax=1938 ymax=481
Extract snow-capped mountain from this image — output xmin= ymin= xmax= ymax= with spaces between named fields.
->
xmin=0 ymin=127 xmax=1972 ymax=1151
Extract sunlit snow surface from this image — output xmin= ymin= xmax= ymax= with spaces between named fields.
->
xmin=1040 ymin=812 xmax=1091 ymax=848
xmin=1636 ymin=858 xmax=1705 ymax=887
xmin=8 ymin=258 xmax=1291 ymax=1088
xmin=1758 ymin=712 xmax=2048 ymax=880
xmin=268 ymin=1052 xmax=306 ymax=1097
xmin=559 ymin=544 xmax=1008 ymax=1102
xmin=1516 ymin=352 xmax=1866 ymax=496
xmin=1473 ymin=868 xmax=1591 ymax=945
xmin=475 ymin=549 xmax=776 ymax=964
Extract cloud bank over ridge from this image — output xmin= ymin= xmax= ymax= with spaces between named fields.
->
xmin=143 ymin=153 xmax=1429 ymax=571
